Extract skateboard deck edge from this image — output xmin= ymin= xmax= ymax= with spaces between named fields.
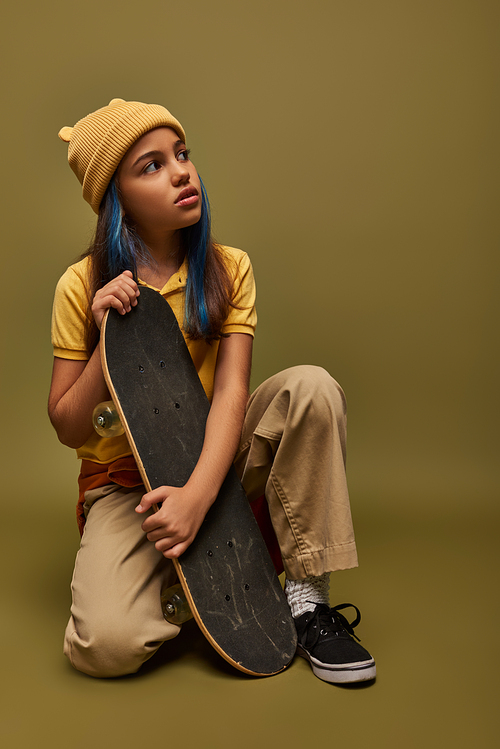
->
xmin=101 ymin=309 xmax=154 ymax=497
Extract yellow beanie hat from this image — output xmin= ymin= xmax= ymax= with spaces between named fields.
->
xmin=58 ymin=98 xmax=186 ymax=214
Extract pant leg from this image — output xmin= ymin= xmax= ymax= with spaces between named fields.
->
xmin=64 ymin=484 xmax=180 ymax=678
xmin=234 ymin=365 xmax=358 ymax=580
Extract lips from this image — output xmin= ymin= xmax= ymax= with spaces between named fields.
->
xmin=175 ymin=186 xmax=199 ymax=206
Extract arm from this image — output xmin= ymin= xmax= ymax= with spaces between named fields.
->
xmin=48 ymin=271 xmax=140 ymax=448
xmin=137 ymin=331 xmax=253 ymax=558
xmin=48 ymin=349 xmax=108 ymax=448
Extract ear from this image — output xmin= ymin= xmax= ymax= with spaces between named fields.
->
xmin=58 ymin=126 xmax=73 ymax=142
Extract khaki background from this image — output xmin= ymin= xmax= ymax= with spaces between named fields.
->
xmin=1 ymin=1 xmax=498 ymax=747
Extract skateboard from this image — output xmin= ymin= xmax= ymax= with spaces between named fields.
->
xmin=97 ymin=286 xmax=297 ymax=676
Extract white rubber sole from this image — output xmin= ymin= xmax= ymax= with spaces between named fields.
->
xmin=297 ymin=645 xmax=377 ymax=684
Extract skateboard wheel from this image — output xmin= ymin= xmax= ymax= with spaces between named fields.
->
xmin=92 ymin=401 xmax=125 ymax=438
xmin=161 ymin=584 xmax=193 ymax=625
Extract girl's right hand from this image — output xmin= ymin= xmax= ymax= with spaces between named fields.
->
xmin=92 ymin=270 xmax=140 ymax=330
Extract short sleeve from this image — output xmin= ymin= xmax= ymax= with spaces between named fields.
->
xmin=221 ymin=249 xmax=257 ymax=336
xmin=51 ymin=261 xmax=92 ymax=360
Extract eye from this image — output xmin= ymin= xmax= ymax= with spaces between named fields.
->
xmin=177 ymin=148 xmax=191 ymax=162
xmin=144 ymin=160 xmax=161 ymax=173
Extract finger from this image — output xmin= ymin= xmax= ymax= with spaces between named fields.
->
xmin=150 ymin=532 xmax=184 ymax=553
xmin=101 ymin=276 xmax=139 ymax=304
xmin=118 ymin=275 xmax=140 ymax=305
xmin=110 ymin=294 xmax=135 ymax=314
xmin=161 ymin=540 xmax=190 ymax=559
xmin=141 ymin=517 xmax=162 ymax=534
xmin=95 ymin=286 xmax=134 ymax=315
xmin=111 ymin=279 xmax=140 ymax=307
xmin=135 ymin=488 xmax=166 ymax=514
xmin=141 ymin=514 xmax=172 ymax=535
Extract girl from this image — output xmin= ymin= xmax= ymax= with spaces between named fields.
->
xmin=49 ymin=98 xmax=375 ymax=683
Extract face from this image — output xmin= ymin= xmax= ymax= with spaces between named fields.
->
xmin=116 ymin=127 xmax=202 ymax=240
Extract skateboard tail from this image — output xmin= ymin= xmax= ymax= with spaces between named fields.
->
xmin=174 ymin=562 xmax=293 ymax=676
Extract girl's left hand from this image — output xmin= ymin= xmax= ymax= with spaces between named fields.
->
xmin=135 ymin=485 xmax=210 ymax=559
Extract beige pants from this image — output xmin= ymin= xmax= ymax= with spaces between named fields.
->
xmin=64 ymin=366 xmax=358 ymax=677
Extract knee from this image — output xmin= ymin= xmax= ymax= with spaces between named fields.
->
xmin=282 ymin=365 xmax=347 ymax=417
xmin=64 ymin=617 xmax=168 ymax=678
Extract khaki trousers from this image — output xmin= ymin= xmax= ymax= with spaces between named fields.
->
xmin=64 ymin=365 xmax=358 ymax=677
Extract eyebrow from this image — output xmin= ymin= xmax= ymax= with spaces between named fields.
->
xmin=131 ymin=141 xmax=185 ymax=169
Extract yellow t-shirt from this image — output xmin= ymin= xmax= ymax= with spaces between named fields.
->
xmin=51 ymin=245 xmax=257 ymax=464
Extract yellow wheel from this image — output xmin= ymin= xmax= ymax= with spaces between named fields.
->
xmin=92 ymin=400 xmax=124 ymax=438
xmin=161 ymin=583 xmax=193 ymax=624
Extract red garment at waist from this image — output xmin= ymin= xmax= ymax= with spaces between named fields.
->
xmin=77 ymin=456 xmax=142 ymax=535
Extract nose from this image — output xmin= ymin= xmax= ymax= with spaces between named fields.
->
xmin=171 ymin=161 xmax=190 ymax=185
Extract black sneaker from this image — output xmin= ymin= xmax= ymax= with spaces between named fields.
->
xmin=294 ymin=603 xmax=376 ymax=684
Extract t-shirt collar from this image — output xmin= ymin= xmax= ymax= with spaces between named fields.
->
xmin=138 ymin=257 xmax=188 ymax=295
